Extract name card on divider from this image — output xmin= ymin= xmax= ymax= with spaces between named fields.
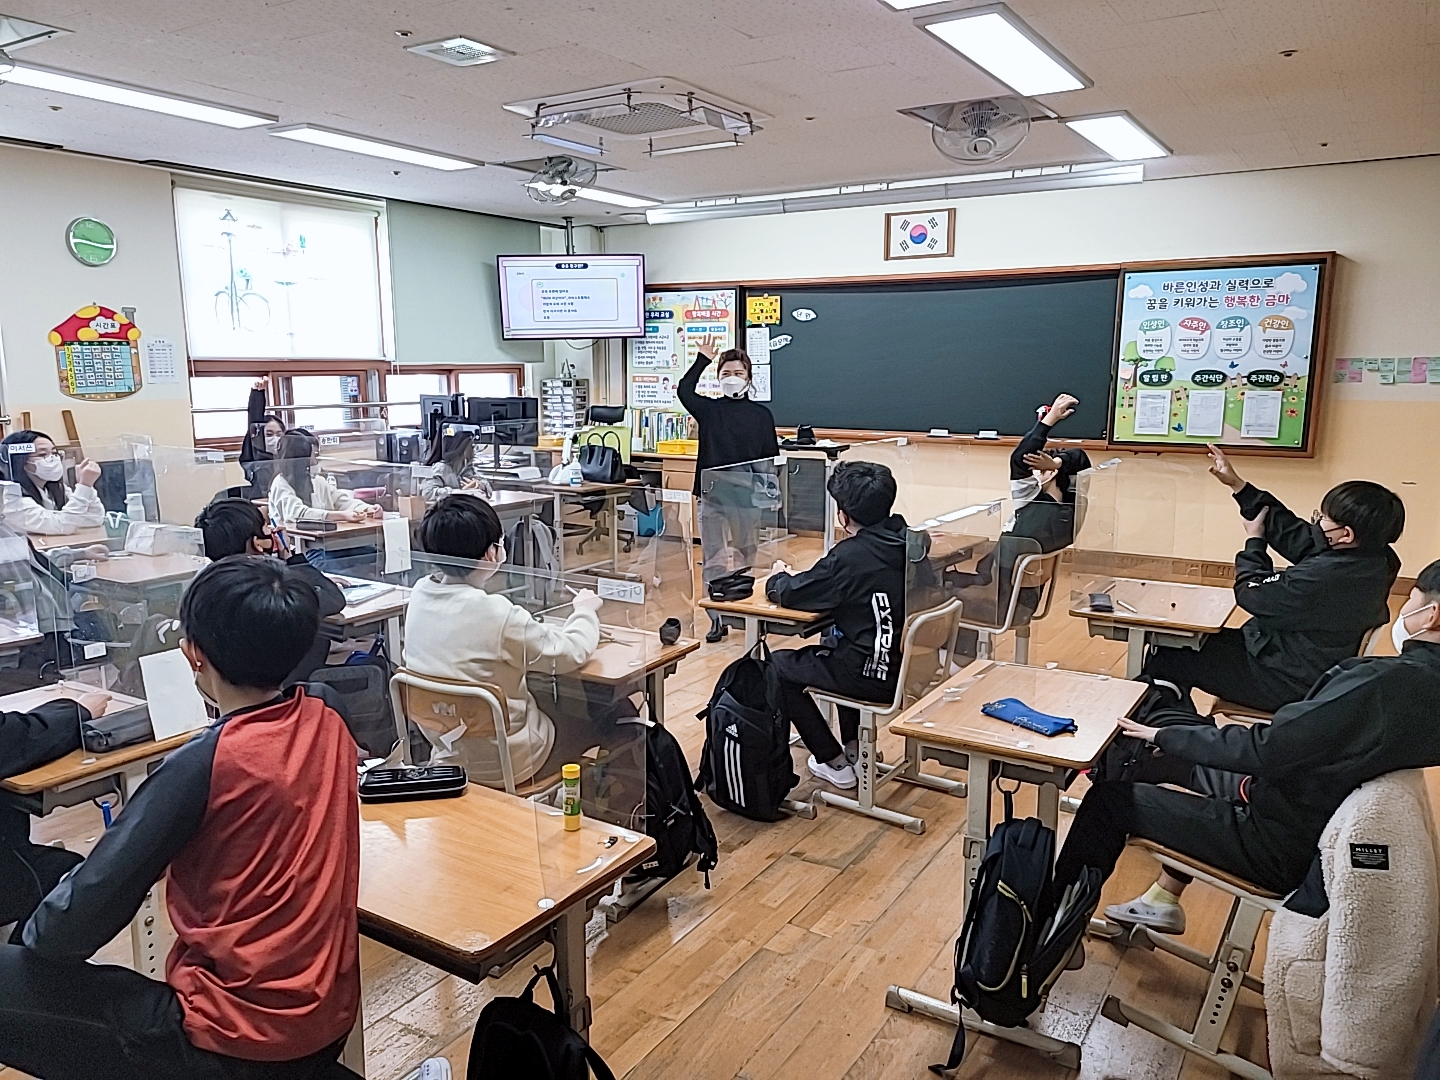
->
xmin=139 ymin=648 xmax=210 ymax=740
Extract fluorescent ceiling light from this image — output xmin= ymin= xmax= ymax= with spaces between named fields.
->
xmin=269 ymin=124 xmax=480 ymax=170
xmin=530 ymin=131 xmax=605 ymax=156
xmin=648 ymin=138 xmax=741 ymax=157
xmin=1063 ymin=113 xmax=1169 ymax=159
xmin=877 ymin=0 xmax=949 ymax=7
xmin=0 ymin=63 xmax=275 ymax=127
xmin=525 ymin=181 xmax=658 ymax=208
xmin=916 ymin=5 xmax=1088 ymax=96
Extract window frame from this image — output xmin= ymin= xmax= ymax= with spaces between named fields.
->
xmin=190 ymin=360 xmax=527 ymax=449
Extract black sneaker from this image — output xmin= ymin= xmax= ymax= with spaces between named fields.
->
xmin=705 ymin=622 xmax=728 ymax=644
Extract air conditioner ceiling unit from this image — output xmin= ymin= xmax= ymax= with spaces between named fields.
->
xmin=504 ymin=78 xmax=766 ymax=141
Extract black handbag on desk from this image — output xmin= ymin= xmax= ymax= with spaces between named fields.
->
xmin=578 ymin=430 xmax=626 ymax=484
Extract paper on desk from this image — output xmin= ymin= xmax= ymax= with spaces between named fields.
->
xmin=382 ymin=514 xmax=411 ymax=574
xmin=139 ymin=649 xmax=209 ymax=740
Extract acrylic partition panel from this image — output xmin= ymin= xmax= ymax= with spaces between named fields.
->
xmin=839 ymin=439 xmax=1001 ymax=526
xmin=77 ymin=439 xmax=234 ymax=530
xmin=908 ymin=501 xmax=1041 ymax=641
xmin=700 ymin=456 xmax=811 ymax=585
xmin=0 ymin=526 xmax=41 ymax=689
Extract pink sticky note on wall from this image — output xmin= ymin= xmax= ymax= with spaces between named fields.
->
xmin=1412 ymin=357 xmax=1428 ymax=383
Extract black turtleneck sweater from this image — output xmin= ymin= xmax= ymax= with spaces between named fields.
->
xmin=678 ymin=352 xmax=779 ymax=496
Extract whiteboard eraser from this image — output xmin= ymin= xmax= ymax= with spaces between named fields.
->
xmin=977 ymin=430 xmax=999 ymax=440
xmin=928 ymin=428 xmax=950 ymax=438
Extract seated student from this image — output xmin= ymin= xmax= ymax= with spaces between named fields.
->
xmin=0 ymin=689 xmax=108 ymax=939
xmin=1143 ymin=445 xmax=1403 ymax=714
xmin=1008 ymin=392 xmax=1092 ymax=554
xmin=403 ymin=494 xmax=637 ymax=788
xmin=194 ymin=497 xmax=345 ymax=683
xmin=268 ymin=430 xmax=381 ymax=524
xmin=238 ymin=378 xmax=286 ymax=491
xmin=0 ymin=557 xmax=360 ymax=1077
xmin=766 ymin=461 xmax=907 ymax=790
xmin=1055 ymin=559 xmax=1440 ymax=937
xmin=0 ymin=431 xmax=105 ymax=535
xmin=418 ymin=425 xmax=494 ymax=507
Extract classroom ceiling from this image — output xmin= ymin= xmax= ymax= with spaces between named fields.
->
xmin=0 ymin=0 xmax=1436 ymax=225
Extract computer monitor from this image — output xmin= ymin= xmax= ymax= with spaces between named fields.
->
xmin=418 ymin=394 xmax=466 ymax=441
xmin=466 ymin=397 xmax=539 ymax=469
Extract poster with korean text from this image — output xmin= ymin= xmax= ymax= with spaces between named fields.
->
xmin=626 ymin=288 xmax=737 ymax=410
xmin=1111 ymin=261 xmax=1325 ymax=451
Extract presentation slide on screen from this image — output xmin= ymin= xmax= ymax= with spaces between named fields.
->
xmin=499 ymin=255 xmax=644 ymax=339
xmin=1111 ymin=262 xmax=1323 ymax=449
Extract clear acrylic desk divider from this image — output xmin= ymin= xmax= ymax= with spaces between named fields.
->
xmin=700 ymin=456 xmax=806 ymax=586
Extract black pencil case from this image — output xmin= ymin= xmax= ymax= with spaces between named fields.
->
xmin=359 ymin=765 xmax=467 ymax=803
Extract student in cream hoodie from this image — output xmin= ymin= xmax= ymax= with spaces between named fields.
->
xmin=402 ymin=494 xmax=622 ymax=788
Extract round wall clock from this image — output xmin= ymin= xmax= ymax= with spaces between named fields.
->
xmin=66 ymin=217 xmax=117 ymax=266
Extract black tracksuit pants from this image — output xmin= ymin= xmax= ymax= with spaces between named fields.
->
xmin=1143 ymin=628 xmax=1315 ymax=714
xmin=0 ymin=945 xmax=351 ymax=1080
xmin=770 ymin=646 xmax=893 ymax=764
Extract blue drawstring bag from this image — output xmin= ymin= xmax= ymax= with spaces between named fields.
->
xmin=981 ymin=697 xmax=1077 ymax=737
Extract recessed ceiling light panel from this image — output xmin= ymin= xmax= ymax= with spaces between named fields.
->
xmin=1063 ymin=113 xmax=1169 ymax=159
xmin=405 ymin=36 xmax=509 ymax=66
xmin=915 ymin=4 xmax=1089 ymax=96
xmin=269 ymin=124 xmax=481 ymax=170
xmin=0 ymin=63 xmax=275 ymax=127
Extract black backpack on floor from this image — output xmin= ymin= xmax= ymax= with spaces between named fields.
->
xmin=467 ymin=965 xmax=617 ymax=1080
xmin=695 ymin=642 xmax=798 ymax=822
xmin=931 ymin=791 xmax=1103 ymax=1074
xmin=632 ymin=718 xmax=719 ymax=886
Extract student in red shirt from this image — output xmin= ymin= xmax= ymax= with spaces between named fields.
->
xmin=0 ymin=556 xmax=361 ymax=1078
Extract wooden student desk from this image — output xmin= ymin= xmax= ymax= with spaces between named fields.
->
xmin=355 ymin=784 xmax=655 ymax=1071
xmin=578 ymin=627 xmax=700 ymax=726
xmin=885 ymin=660 xmax=1149 ymax=1069
xmin=325 ymin=578 xmax=412 ymax=658
xmin=285 ymin=517 xmax=385 ymax=553
xmin=91 ymin=551 xmax=208 ymax=587
xmin=698 ymin=572 xmax=830 ymax=650
xmin=0 ymin=682 xmax=196 ymax=978
xmin=29 ymin=525 xmax=110 ymax=552
xmin=493 ymin=477 xmax=641 ymax=576
xmin=1069 ymin=576 xmax=1238 ymax=679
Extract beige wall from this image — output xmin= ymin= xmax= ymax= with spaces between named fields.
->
xmin=610 ymin=156 xmax=1440 ymax=572
xmin=0 ymin=144 xmax=196 ymax=449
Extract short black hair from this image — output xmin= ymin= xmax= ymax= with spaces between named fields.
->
xmin=418 ymin=494 xmax=503 ymax=560
xmin=1321 ymin=480 xmax=1405 ymax=551
xmin=1416 ymin=560 xmax=1440 ymax=600
xmin=179 ymin=557 xmax=319 ymax=689
xmin=828 ymin=460 xmax=896 ymax=528
xmin=194 ymin=498 xmax=266 ymax=559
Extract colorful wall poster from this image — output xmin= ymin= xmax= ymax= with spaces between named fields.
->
xmin=1111 ymin=261 xmax=1324 ymax=449
xmin=626 ymin=288 xmax=737 ymax=410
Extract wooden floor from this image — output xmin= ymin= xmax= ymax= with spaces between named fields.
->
xmin=2 ymin=562 xmax=1415 ymax=1080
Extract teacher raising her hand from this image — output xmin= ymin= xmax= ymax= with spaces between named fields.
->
xmin=678 ymin=334 xmax=779 ymax=642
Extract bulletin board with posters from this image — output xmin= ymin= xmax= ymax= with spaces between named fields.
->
xmin=1110 ymin=253 xmax=1335 ymax=456
xmin=625 ymin=288 xmax=739 ymax=410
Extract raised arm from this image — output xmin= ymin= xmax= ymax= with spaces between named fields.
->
xmin=677 ymin=341 xmax=721 ymax=419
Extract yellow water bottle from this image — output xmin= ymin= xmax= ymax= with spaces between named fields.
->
xmin=562 ymin=763 xmax=581 ymax=831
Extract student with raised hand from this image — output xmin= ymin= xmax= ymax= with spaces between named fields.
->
xmin=0 ymin=556 xmax=360 ymax=1077
xmin=0 ymin=689 xmax=109 ymax=939
xmin=1142 ymin=445 xmax=1403 ymax=714
xmin=1057 ymin=558 xmax=1440 ymax=937
xmin=268 ymin=430 xmax=381 ymax=524
xmin=404 ymin=494 xmax=637 ymax=788
xmin=766 ymin=461 xmax=908 ymax=790
xmin=194 ymin=497 xmax=346 ymax=684
xmin=418 ymin=425 xmax=493 ymax=507
xmin=237 ymin=378 xmax=286 ymax=490
xmin=679 ymin=335 xmax=780 ymax=643
xmin=0 ymin=431 xmax=105 ymax=536
xmin=1008 ymin=392 xmax=1093 ymax=553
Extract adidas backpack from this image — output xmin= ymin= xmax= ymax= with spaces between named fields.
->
xmin=696 ymin=642 xmax=798 ymax=822
xmin=632 ymin=718 xmax=719 ymax=886
xmin=931 ymin=791 xmax=1103 ymax=1074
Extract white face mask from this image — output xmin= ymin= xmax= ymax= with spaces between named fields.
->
xmin=719 ymin=376 xmax=748 ymax=398
xmin=31 ymin=454 xmax=66 ymax=483
xmin=264 ymin=433 xmax=281 ymax=454
xmin=1392 ymin=601 xmax=1437 ymax=652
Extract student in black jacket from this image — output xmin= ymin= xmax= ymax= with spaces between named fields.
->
xmin=0 ymin=691 xmax=107 ymax=937
xmin=678 ymin=338 xmax=780 ymax=642
xmin=193 ymin=498 xmax=345 ymax=684
xmin=1058 ymin=559 xmax=1440 ymax=936
xmin=766 ymin=462 xmax=907 ymax=790
xmin=237 ymin=379 xmax=286 ymax=491
xmin=1008 ymin=392 xmax=1092 ymax=554
xmin=1143 ymin=445 xmax=1403 ymax=714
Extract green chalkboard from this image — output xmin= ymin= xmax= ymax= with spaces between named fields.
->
xmin=754 ymin=273 xmax=1120 ymax=439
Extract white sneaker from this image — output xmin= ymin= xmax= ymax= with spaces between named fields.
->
xmin=1104 ymin=895 xmax=1187 ymax=935
xmin=402 ymin=1059 xmax=452 ymax=1080
xmin=808 ymin=754 xmax=857 ymax=789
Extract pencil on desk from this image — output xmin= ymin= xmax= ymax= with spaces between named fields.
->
xmin=1117 ymin=599 xmax=1139 ymax=613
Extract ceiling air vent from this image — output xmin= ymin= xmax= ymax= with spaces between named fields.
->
xmin=0 ymin=14 xmax=70 ymax=51
xmin=505 ymin=78 xmax=767 ymax=142
xmin=580 ymin=101 xmax=704 ymax=136
xmin=406 ymin=36 xmax=509 ymax=67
